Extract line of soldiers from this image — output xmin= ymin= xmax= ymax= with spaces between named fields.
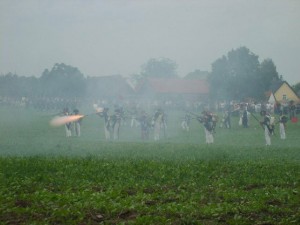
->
xmin=97 ymin=107 xmax=167 ymax=141
xmin=61 ymin=104 xmax=292 ymax=146
xmin=185 ymin=107 xmax=290 ymax=146
xmin=97 ymin=107 xmax=124 ymax=140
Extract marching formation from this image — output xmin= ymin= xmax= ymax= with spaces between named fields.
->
xmin=50 ymin=100 xmax=297 ymax=146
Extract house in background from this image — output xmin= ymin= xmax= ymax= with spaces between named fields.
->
xmin=135 ymin=78 xmax=209 ymax=103
xmin=267 ymin=81 xmax=299 ymax=104
xmin=85 ymin=75 xmax=135 ymax=103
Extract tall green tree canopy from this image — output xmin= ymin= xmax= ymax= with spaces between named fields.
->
xmin=40 ymin=63 xmax=86 ymax=98
xmin=259 ymin=59 xmax=280 ymax=91
xmin=293 ymin=82 xmax=300 ymax=97
xmin=141 ymin=58 xmax=178 ymax=78
xmin=209 ymin=47 xmax=280 ymax=101
xmin=0 ymin=73 xmax=38 ymax=98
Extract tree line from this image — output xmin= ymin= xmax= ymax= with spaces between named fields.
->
xmin=0 ymin=46 xmax=298 ymax=101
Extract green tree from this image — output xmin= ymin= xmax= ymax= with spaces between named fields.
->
xmin=209 ymin=47 xmax=280 ymax=101
xmin=293 ymin=82 xmax=300 ymax=96
xmin=259 ymin=59 xmax=280 ymax=93
xmin=40 ymin=63 xmax=86 ymax=98
xmin=209 ymin=56 xmax=229 ymax=100
xmin=0 ymin=73 xmax=39 ymax=98
xmin=141 ymin=58 xmax=178 ymax=78
xmin=226 ymin=47 xmax=260 ymax=100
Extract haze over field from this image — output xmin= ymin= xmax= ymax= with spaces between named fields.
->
xmin=0 ymin=0 xmax=299 ymax=84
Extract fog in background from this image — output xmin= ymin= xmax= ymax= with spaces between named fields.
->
xmin=0 ymin=0 xmax=299 ymax=84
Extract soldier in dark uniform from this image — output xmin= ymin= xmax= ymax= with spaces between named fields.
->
xmin=197 ymin=111 xmax=214 ymax=144
xmin=289 ymin=100 xmax=296 ymax=120
xmin=223 ymin=109 xmax=231 ymax=128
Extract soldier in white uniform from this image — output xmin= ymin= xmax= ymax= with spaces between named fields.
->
xmin=198 ymin=111 xmax=214 ymax=144
xmin=260 ymin=110 xmax=273 ymax=146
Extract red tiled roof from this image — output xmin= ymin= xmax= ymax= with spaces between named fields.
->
xmin=143 ymin=78 xmax=209 ymax=94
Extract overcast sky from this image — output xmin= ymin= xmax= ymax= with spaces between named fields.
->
xmin=0 ymin=0 xmax=299 ymax=84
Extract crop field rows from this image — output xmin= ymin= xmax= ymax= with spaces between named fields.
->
xmin=0 ymin=107 xmax=299 ymax=224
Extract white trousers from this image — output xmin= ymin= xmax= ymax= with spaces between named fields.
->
xmin=181 ymin=121 xmax=189 ymax=131
xmin=154 ymin=122 xmax=161 ymax=141
xmin=104 ymin=126 xmax=110 ymax=140
xmin=74 ymin=122 xmax=81 ymax=137
xmin=205 ymin=128 xmax=214 ymax=144
xmin=264 ymin=126 xmax=271 ymax=146
xmin=65 ymin=125 xmax=71 ymax=137
xmin=279 ymin=123 xmax=286 ymax=140
xmin=131 ymin=118 xmax=139 ymax=128
xmin=113 ymin=123 xmax=120 ymax=140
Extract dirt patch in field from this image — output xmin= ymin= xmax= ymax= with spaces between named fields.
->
xmin=91 ymin=185 xmax=106 ymax=193
xmin=244 ymin=183 xmax=265 ymax=190
xmin=14 ymin=199 xmax=32 ymax=208
xmin=265 ymin=199 xmax=282 ymax=206
xmin=143 ymin=187 xmax=157 ymax=194
xmin=118 ymin=210 xmax=138 ymax=220
xmin=121 ymin=188 xmax=137 ymax=196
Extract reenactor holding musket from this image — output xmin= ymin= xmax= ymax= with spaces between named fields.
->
xmin=189 ymin=110 xmax=215 ymax=144
xmin=242 ymin=109 xmax=249 ymax=128
xmin=260 ymin=110 xmax=274 ymax=146
xmin=200 ymin=111 xmax=215 ymax=144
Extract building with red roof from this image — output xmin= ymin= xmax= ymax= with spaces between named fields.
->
xmin=135 ymin=78 xmax=209 ymax=101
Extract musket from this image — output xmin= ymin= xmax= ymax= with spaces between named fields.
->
xmin=249 ymin=111 xmax=264 ymax=130
xmin=249 ymin=111 xmax=276 ymax=135
xmin=87 ymin=112 xmax=109 ymax=118
xmin=186 ymin=111 xmax=200 ymax=118
xmin=124 ymin=108 xmax=137 ymax=117
xmin=186 ymin=111 xmax=204 ymax=123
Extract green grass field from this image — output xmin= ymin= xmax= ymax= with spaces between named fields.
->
xmin=0 ymin=106 xmax=299 ymax=224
